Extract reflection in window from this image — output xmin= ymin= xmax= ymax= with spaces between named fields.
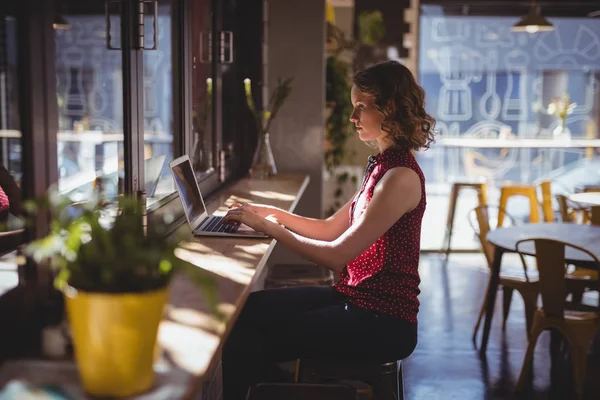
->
xmin=0 ymin=15 xmax=24 ymax=232
xmin=54 ymin=1 xmax=124 ymax=204
xmin=143 ymin=2 xmax=177 ymax=205
xmin=191 ymin=0 xmax=215 ymax=178
xmin=1 ymin=13 xmax=23 ymax=291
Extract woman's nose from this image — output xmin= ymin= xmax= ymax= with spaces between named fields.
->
xmin=349 ymin=111 xmax=358 ymax=122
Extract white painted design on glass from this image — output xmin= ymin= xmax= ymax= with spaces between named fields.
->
xmin=502 ymin=49 xmax=530 ymax=121
xmin=432 ymin=18 xmax=471 ymax=42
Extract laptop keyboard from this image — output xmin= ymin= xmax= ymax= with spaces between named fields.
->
xmin=199 ymin=216 xmax=239 ymax=233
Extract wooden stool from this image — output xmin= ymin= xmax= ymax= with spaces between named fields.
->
xmin=538 ymin=180 xmax=554 ymax=222
xmin=296 ymin=359 xmax=404 ymax=400
xmin=265 ymin=264 xmax=334 ymax=289
xmin=498 ymin=184 xmax=540 ymax=227
xmin=246 ymin=383 xmax=358 ymax=400
xmin=443 ymin=181 xmax=487 ymax=257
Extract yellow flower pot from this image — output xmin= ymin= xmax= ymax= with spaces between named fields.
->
xmin=64 ymin=286 xmax=169 ymax=397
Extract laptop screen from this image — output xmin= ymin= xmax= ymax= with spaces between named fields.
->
xmin=171 ymin=158 xmax=206 ymax=225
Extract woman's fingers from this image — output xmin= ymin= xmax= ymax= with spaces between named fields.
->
xmin=229 ymin=202 xmax=243 ymax=209
xmin=224 ymin=209 xmax=245 ymax=223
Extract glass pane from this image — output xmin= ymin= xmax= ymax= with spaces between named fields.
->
xmin=143 ymin=1 xmax=177 ymax=205
xmin=190 ymin=0 xmax=214 ymax=178
xmin=55 ymin=1 xmax=124 ymax=204
xmin=418 ymin=8 xmax=600 ymax=251
xmin=0 ymin=13 xmax=25 ymax=234
xmin=1 ymin=11 xmax=22 ymax=293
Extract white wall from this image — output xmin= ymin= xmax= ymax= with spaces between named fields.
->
xmin=265 ymin=0 xmax=327 ymax=267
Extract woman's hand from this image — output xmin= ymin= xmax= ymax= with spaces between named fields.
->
xmin=224 ymin=204 xmax=272 ymax=233
xmin=228 ymin=203 xmax=280 ymax=223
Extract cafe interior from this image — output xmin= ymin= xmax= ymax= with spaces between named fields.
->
xmin=1 ymin=0 xmax=600 ymax=399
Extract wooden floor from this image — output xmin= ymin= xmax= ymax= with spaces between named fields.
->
xmin=407 ymin=253 xmax=600 ymax=400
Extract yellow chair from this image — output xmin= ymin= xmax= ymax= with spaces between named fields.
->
xmin=468 ymin=205 xmax=539 ymax=341
xmin=515 ymin=238 xmax=600 ymax=399
xmin=498 ymin=180 xmax=555 ymax=226
xmin=443 ymin=181 xmax=487 ymax=257
xmin=497 ymin=184 xmax=540 ymax=227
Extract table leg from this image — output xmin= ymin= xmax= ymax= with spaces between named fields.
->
xmin=479 ymin=247 xmax=504 ymax=357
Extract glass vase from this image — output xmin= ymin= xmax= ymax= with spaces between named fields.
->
xmin=552 ymin=118 xmax=571 ymax=141
xmin=250 ymin=132 xmax=277 ymax=179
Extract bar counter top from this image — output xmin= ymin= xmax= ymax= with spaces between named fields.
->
xmin=0 ymin=173 xmax=310 ymax=400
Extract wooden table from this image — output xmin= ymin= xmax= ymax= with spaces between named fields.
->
xmin=568 ymin=192 xmax=600 ymax=208
xmin=0 ymin=173 xmax=310 ymax=399
xmin=477 ymin=223 xmax=600 ymax=356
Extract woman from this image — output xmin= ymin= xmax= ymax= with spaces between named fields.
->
xmin=222 ymin=60 xmax=435 ymax=399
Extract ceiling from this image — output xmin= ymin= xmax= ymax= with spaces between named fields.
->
xmin=421 ymin=0 xmax=600 ymax=18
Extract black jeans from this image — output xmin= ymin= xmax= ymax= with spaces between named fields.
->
xmin=222 ymin=286 xmax=418 ymax=400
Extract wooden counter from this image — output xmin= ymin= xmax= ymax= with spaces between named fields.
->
xmin=0 ymin=173 xmax=310 ymax=400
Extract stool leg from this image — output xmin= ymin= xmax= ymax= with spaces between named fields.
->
xmin=528 ymin=193 xmax=540 ymax=223
xmin=443 ymin=185 xmax=459 ymax=258
xmin=477 ymin=183 xmax=488 ymax=206
xmin=397 ymin=361 xmax=405 ymax=400
xmin=371 ymin=367 xmax=399 ymax=400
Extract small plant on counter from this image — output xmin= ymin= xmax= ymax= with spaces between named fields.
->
xmin=22 ymin=189 xmax=217 ymax=397
xmin=244 ymin=77 xmax=294 ymax=179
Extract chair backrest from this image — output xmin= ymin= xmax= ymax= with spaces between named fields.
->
xmin=555 ymin=194 xmax=574 ymax=222
xmin=538 ymin=180 xmax=555 ymax=222
xmin=516 ymin=238 xmax=600 ymax=319
xmin=468 ymin=205 xmax=516 ymax=269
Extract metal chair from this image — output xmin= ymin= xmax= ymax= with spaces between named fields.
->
xmin=468 ymin=205 xmax=539 ymax=340
xmin=515 ymin=238 xmax=600 ymax=399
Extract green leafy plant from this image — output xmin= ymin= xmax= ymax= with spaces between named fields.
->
xmin=22 ymin=190 xmax=217 ymax=306
xmin=325 ymin=56 xmax=358 ymax=216
xmin=358 ymin=10 xmax=385 ymax=46
xmin=244 ymin=77 xmax=294 ymax=136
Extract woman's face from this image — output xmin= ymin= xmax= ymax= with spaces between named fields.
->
xmin=350 ymin=85 xmax=385 ymax=142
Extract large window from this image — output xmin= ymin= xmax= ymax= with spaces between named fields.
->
xmin=191 ymin=0 xmax=215 ymax=179
xmin=418 ymin=9 xmax=600 ymax=185
xmin=0 ymin=0 xmax=263 ymax=264
xmin=417 ymin=6 xmax=600 ymax=251
xmin=0 ymin=12 xmax=24 ymax=236
xmin=0 ymin=7 xmax=23 ymax=292
xmin=54 ymin=0 xmax=180 ymax=207
xmin=54 ymin=1 xmax=126 ymax=203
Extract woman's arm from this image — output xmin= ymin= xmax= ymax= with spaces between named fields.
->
xmin=236 ymin=197 xmax=354 ymax=241
xmin=225 ymin=167 xmax=421 ymax=272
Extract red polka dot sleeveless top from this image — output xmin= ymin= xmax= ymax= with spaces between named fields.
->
xmin=0 ymin=186 xmax=9 ymax=213
xmin=333 ymin=147 xmax=426 ymax=323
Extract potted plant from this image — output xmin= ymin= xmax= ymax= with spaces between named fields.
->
xmin=244 ymin=77 xmax=293 ymax=179
xmin=23 ymin=191 xmax=216 ymax=397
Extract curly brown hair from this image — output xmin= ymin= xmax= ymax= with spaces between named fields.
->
xmin=353 ymin=60 xmax=436 ymax=151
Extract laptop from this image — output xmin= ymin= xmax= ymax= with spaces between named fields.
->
xmin=169 ymin=155 xmax=269 ymax=238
